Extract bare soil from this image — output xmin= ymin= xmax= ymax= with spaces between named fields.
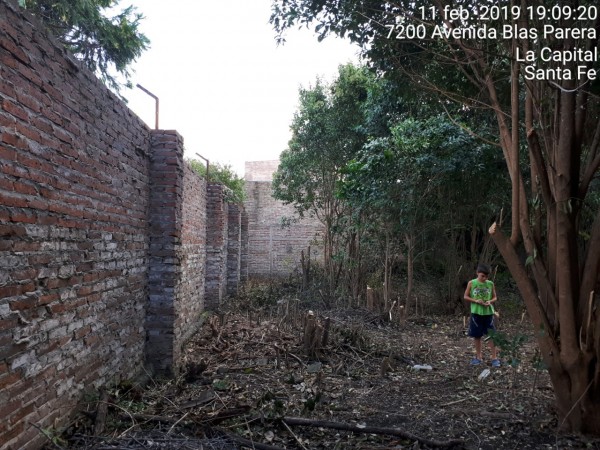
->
xmin=55 ymin=305 xmax=600 ymax=450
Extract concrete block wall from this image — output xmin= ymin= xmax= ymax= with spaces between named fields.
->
xmin=243 ymin=162 xmax=324 ymax=278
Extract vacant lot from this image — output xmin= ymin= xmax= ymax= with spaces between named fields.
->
xmin=55 ymin=305 xmax=600 ymax=450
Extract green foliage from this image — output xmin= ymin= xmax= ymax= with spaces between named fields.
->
xmin=341 ymin=115 xmax=508 ymax=272
xmin=337 ymin=324 xmax=371 ymax=351
xmin=270 ymin=0 xmax=510 ymax=101
xmin=212 ymin=379 xmax=230 ymax=391
xmin=273 ymin=64 xmax=376 ymax=296
xmin=488 ymin=330 xmax=528 ymax=368
xmin=187 ymin=159 xmax=245 ymax=204
xmin=273 ymin=64 xmax=374 ymax=218
xmin=236 ymin=279 xmax=299 ymax=310
xmin=272 ymin=54 xmax=511 ymax=304
xmin=40 ymin=427 xmax=67 ymax=447
xmin=19 ymin=0 xmax=149 ymax=92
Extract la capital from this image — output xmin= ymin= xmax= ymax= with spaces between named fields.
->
xmin=515 ymin=47 xmax=536 ymax=62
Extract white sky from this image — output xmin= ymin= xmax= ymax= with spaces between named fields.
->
xmin=121 ymin=1 xmax=360 ymax=176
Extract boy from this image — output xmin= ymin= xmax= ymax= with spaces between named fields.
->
xmin=464 ymin=264 xmax=500 ymax=367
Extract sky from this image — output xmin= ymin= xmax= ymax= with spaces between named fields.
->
xmin=121 ymin=1 xmax=360 ymax=176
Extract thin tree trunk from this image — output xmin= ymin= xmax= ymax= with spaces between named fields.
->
xmin=405 ymin=233 xmax=415 ymax=316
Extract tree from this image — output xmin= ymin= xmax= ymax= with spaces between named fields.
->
xmin=273 ymin=64 xmax=374 ymax=298
xmin=187 ymin=160 xmax=245 ymax=204
xmin=341 ymin=116 xmax=507 ymax=313
xmin=271 ymin=0 xmax=600 ymax=433
xmin=19 ymin=0 xmax=149 ymax=92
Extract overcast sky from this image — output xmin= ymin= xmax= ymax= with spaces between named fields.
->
xmin=121 ymin=1 xmax=360 ymax=176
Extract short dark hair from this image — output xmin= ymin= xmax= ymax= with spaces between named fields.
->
xmin=476 ymin=264 xmax=491 ymax=275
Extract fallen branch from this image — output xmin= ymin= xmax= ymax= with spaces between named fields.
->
xmin=88 ymin=405 xmax=251 ymax=428
xmin=282 ymin=416 xmax=464 ymax=448
xmin=199 ymin=406 xmax=252 ymax=425
xmin=273 ymin=343 xmax=305 ymax=366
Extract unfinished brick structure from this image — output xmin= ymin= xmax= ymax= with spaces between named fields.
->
xmin=146 ymin=131 xmax=208 ymax=375
xmin=0 ymin=2 xmax=244 ymax=448
xmin=205 ymin=183 xmax=228 ymax=309
xmin=243 ymin=161 xmax=323 ymax=278
xmin=227 ymin=203 xmax=243 ymax=296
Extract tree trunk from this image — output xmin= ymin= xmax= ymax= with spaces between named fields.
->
xmin=405 ymin=233 xmax=415 ymax=316
xmin=489 ymin=222 xmax=600 ymax=434
xmin=383 ymin=231 xmax=390 ymax=312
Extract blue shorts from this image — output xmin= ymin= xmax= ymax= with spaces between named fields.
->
xmin=468 ymin=314 xmax=495 ymax=338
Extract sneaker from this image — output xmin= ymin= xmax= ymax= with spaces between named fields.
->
xmin=470 ymin=358 xmax=482 ymax=365
xmin=491 ymin=359 xmax=501 ymax=368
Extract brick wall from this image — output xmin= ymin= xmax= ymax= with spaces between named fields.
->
xmin=146 ymin=132 xmax=207 ymax=376
xmin=239 ymin=208 xmax=249 ymax=283
xmin=244 ymin=160 xmax=280 ymax=181
xmin=204 ymin=183 xmax=228 ymax=309
xmin=226 ymin=204 xmax=242 ymax=296
xmin=0 ymin=1 xmax=208 ymax=448
xmin=243 ymin=162 xmax=323 ymax=278
xmin=176 ymin=161 xmax=207 ymax=350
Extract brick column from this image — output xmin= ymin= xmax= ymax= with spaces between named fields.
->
xmin=146 ymin=130 xmax=184 ymax=376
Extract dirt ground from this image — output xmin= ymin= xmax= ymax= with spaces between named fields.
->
xmin=55 ymin=303 xmax=600 ymax=450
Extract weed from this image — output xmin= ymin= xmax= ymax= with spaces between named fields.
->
xmin=488 ymin=330 xmax=528 ymax=389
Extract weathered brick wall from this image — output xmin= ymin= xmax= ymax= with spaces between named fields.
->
xmin=176 ymin=161 xmax=207 ymax=348
xmin=0 ymin=2 xmax=208 ymax=448
xmin=205 ymin=183 xmax=228 ymax=309
xmin=146 ymin=132 xmax=207 ymax=376
xmin=239 ymin=208 xmax=249 ymax=282
xmin=226 ymin=204 xmax=242 ymax=296
xmin=243 ymin=162 xmax=323 ymax=278
xmin=244 ymin=160 xmax=280 ymax=181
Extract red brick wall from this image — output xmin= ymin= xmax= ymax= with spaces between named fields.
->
xmin=205 ymin=183 xmax=228 ymax=309
xmin=146 ymin=132 xmax=207 ymax=376
xmin=0 ymin=1 xmax=208 ymax=448
xmin=226 ymin=203 xmax=242 ymax=296
xmin=176 ymin=161 xmax=207 ymax=347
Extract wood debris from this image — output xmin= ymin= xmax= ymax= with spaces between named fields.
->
xmin=53 ymin=305 xmax=600 ymax=450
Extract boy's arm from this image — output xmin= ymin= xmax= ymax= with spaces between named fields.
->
xmin=488 ymin=284 xmax=498 ymax=305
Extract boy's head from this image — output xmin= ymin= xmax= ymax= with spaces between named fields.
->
xmin=476 ymin=264 xmax=491 ymax=281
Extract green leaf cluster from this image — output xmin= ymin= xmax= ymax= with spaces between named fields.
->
xmin=187 ymin=159 xmax=245 ymax=205
xmin=274 ymin=60 xmax=509 ymax=301
xmin=19 ymin=0 xmax=149 ymax=92
xmin=273 ymin=64 xmax=374 ymax=216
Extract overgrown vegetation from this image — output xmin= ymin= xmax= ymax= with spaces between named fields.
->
xmin=187 ymin=159 xmax=245 ymax=204
xmin=273 ymin=63 xmax=510 ymax=317
xmin=49 ymin=289 xmax=600 ymax=450
xmin=271 ymin=0 xmax=600 ymax=434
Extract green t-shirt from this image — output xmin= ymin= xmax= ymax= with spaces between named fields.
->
xmin=469 ymin=279 xmax=495 ymax=316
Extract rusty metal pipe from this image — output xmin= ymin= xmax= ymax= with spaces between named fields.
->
xmin=136 ymin=84 xmax=159 ymax=130
xmin=195 ymin=153 xmax=210 ymax=179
